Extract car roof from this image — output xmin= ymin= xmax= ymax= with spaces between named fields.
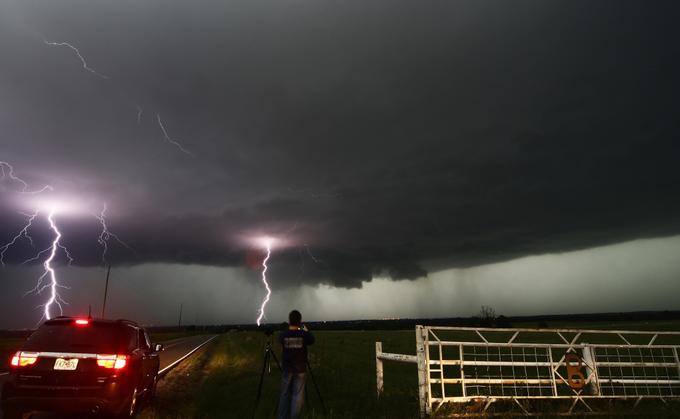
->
xmin=45 ymin=316 xmax=141 ymax=328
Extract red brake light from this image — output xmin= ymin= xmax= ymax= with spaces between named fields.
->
xmin=97 ymin=354 xmax=127 ymax=369
xmin=75 ymin=319 xmax=89 ymax=325
xmin=10 ymin=351 xmax=38 ymax=367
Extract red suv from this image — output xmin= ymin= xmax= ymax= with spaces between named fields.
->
xmin=1 ymin=317 xmax=162 ymax=418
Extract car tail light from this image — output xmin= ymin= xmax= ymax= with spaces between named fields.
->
xmin=97 ymin=354 xmax=127 ymax=369
xmin=10 ymin=351 xmax=38 ymax=367
xmin=74 ymin=319 xmax=89 ymax=325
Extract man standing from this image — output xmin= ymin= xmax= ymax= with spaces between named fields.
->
xmin=277 ymin=310 xmax=315 ymax=419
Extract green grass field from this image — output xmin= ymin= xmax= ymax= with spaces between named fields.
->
xmin=141 ymin=330 xmax=421 ymax=419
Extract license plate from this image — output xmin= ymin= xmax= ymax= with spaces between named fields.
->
xmin=54 ymin=358 xmax=78 ymax=370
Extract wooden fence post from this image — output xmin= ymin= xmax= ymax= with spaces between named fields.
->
xmin=376 ymin=342 xmax=384 ymax=397
xmin=416 ymin=325 xmax=430 ymax=417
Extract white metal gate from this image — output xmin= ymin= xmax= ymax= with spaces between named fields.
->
xmin=376 ymin=325 xmax=680 ymax=416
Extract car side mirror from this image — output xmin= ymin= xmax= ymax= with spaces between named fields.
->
xmin=154 ymin=343 xmax=164 ymax=352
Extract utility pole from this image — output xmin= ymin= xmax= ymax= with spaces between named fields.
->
xmin=101 ymin=265 xmax=111 ymax=318
xmin=178 ymin=303 xmax=183 ymax=328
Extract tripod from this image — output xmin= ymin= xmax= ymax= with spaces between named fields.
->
xmin=253 ymin=334 xmax=282 ymax=418
xmin=305 ymin=358 xmax=327 ymax=415
xmin=252 ymin=333 xmax=326 ymax=418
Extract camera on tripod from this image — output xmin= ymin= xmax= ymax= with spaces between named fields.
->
xmin=260 ymin=322 xmax=286 ymax=337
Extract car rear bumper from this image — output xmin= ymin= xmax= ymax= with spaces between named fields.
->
xmin=1 ymin=379 xmax=131 ymax=414
xmin=2 ymin=395 xmax=116 ymax=414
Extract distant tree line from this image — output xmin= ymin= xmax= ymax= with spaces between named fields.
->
xmin=3 ymin=310 xmax=680 ymax=334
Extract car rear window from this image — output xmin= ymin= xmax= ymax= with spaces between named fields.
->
xmin=22 ymin=321 xmax=137 ymax=353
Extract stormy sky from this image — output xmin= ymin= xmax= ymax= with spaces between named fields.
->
xmin=1 ymin=0 xmax=679 ymax=328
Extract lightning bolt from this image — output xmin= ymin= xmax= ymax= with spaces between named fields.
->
xmin=0 ymin=162 xmax=135 ymax=323
xmin=0 ymin=162 xmax=71 ymax=321
xmin=0 ymin=162 xmax=53 ymax=195
xmin=40 ymin=210 xmax=67 ymax=320
xmin=0 ymin=211 xmax=39 ymax=267
xmin=12 ymin=209 xmax=71 ymax=322
xmin=38 ymin=35 xmax=195 ymax=158
xmin=156 ymin=114 xmax=194 ymax=156
xmin=41 ymin=37 xmax=109 ymax=79
xmin=21 ymin=241 xmax=73 ymax=267
xmin=22 ymin=210 xmax=73 ymax=320
xmin=0 ymin=162 xmax=54 ymax=267
xmin=256 ymin=241 xmax=272 ymax=326
xmin=94 ymin=204 xmax=134 ymax=265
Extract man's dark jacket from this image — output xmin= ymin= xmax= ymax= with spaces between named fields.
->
xmin=279 ymin=327 xmax=315 ymax=373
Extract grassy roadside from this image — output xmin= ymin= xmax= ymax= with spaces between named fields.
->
xmin=149 ymin=331 xmax=204 ymax=344
xmin=137 ymin=336 xmax=220 ymax=419
xmin=138 ymin=330 xmax=420 ymax=419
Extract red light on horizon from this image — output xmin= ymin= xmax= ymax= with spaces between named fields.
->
xmin=75 ymin=319 xmax=89 ymax=325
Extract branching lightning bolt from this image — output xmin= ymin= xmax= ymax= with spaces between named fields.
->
xmin=38 ymin=210 xmax=68 ymax=320
xmin=41 ymin=37 xmax=109 ymax=79
xmin=1 ymin=162 xmax=135 ymax=323
xmin=20 ymin=236 xmax=74 ymax=268
xmin=0 ymin=211 xmax=39 ymax=268
xmin=38 ymin=34 xmax=195 ymax=158
xmin=94 ymin=204 xmax=134 ymax=265
xmin=11 ymin=209 xmax=71 ymax=322
xmin=0 ymin=162 xmax=72 ymax=321
xmin=0 ymin=162 xmax=53 ymax=267
xmin=256 ymin=242 xmax=272 ymax=326
xmin=156 ymin=114 xmax=194 ymax=156
xmin=0 ymin=162 xmax=53 ymax=195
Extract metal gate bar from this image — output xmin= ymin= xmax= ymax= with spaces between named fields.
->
xmin=375 ymin=325 xmax=680 ymax=417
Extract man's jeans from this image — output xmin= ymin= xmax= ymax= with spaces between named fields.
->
xmin=277 ymin=370 xmax=306 ymax=419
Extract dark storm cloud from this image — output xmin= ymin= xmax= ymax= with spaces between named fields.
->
xmin=1 ymin=0 xmax=680 ymax=288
